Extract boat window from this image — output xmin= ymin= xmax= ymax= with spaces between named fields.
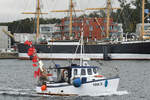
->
xmin=81 ymin=69 xmax=86 ymax=75
xmin=89 ymin=26 xmax=93 ymax=31
xmin=74 ymin=69 xmax=78 ymax=75
xmin=87 ymin=68 xmax=92 ymax=75
xmin=93 ymin=68 xmax=97 ymax=74
xmin=89 ymin=32 xmax=92 ymax=37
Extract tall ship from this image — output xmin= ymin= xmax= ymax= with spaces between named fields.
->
xmin=17 ymin=0 xmax=150 ymax=60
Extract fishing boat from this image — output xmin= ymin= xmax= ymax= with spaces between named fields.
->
xmin=36 ymin=63 xmax=120 ymax=96
xmin=24 ymin=21 xmax=127 ymax=96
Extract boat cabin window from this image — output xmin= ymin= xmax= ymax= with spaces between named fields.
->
xmin=81 ymin=69 xmax=86 ymax=75
xmin=93 ymin=68 xmax=97 ymax=74
xmin=87 ymin=68 xmax=92 ymax=75
xmin=73 ymin=69 xmax=78 ymax=75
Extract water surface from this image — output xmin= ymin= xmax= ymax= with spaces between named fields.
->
xmin=0 ymin=59 xmax=149 ymax=100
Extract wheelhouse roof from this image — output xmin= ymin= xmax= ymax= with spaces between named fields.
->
xmin=54 ymin=65 xmax=99 ymax=69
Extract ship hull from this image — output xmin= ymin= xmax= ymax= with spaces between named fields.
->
xmin=36 ymin=77 xmax=120 ymax=96
xmin=18 ymin=53 xmax=150 ymax=60
xmin=17 ymin=41 xmax=150 ymax=60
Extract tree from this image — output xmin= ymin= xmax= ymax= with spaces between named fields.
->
xmin=116 ymin=0 xmax=150 ymax=33
xmin=0 ymin=17 xmax=61 ymax=33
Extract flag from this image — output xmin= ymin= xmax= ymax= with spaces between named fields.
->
xmin=32 ymin=56 xmax=38 ymax=63
xmin=34 ymin=68 xmax=41 ymax=78
xmin=28 ymin=47 xmax=35 ymax=56
xmin=24 ymin=40 xmax=32 ymax=46
xmin=34 ymin=71 xmax=37 ymax=78
xmin=32 ymin=63 xmax=37 ymax=67
xmin=37 ymin=68 xmax=41 ymax=76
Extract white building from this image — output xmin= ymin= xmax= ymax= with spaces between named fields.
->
xmin=110 ymin=23 xmax=123 ymax=41
xmin=136 ymin=23 xmax=150 ymax=39
xmin=0 ymin=26 xmax=11 ymax=49
xmin=40 ymin=24 xmax=59 ymax=41
xmin=40 ymin=24 xmax=57 ymax=34
xmin=14 ymin=24 xmax=59 ymax=43
xmin=14 ymin=33 xmax=36 ymax=43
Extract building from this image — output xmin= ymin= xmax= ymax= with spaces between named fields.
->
xmin=55 ymin=17 xmax=122 ymax=40
xmin=14 ymin=33 xmax=36 ymax=43
xmin=40 ymin=24 xmax=59 ymax=41
xmin=110 ymin=23 xmax=123 ymax=41
xmin=136 ymin=23 xmax=150 ymax=39
xmin=0 ymin=26 xmax=11 ymax=49
xmin=14 ymin=24 xmax=58 ymax=43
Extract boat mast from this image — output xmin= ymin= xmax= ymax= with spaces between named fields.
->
xmin=80 ymin=21 xmax=84 ymax=66
xmin=69 ymin=0 xmax=73 ymax=39
xmin=36 ymin=0 xmax=40 ymax=39
xmin=141 ymin=0 xmax=145 ymax=40
xmin=22 ymin=0 xmax=48 ymax=42
xmin=106 ymin=0 xmax=111 ymax=38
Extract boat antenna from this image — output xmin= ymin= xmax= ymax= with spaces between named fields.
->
xmin=22 ymin=0 xmax=48 ymax=43
xmin=80 ymin=19 xmax=84 ymax=66
xmin=85 ymin=0 xmax=120 ymax=39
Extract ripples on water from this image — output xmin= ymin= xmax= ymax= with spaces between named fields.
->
xmin=0 ymin=59 xmax=149 ymax=100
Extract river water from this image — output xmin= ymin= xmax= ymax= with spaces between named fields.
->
xmin=0 ymin=59 xmax=149 ymax=100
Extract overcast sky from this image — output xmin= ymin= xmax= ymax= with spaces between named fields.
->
xmin=0 ymin=0 xmax=124 ymax=22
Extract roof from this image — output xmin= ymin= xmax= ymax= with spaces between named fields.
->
xmin=54 ymin=64 xmax=99 ymax=69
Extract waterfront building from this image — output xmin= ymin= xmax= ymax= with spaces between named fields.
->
xmin=40 ymin=24 xmax=59 ymax=41
xmin=14 ymin=24 xmax=58 ymax=43
xmin=54 ymin=17 xmax=123 ymax=40
xmin=136 ymin=23 xmax=150 ymax=39
xmin=14 ymin=33 xmax=36 ymax=43
xmin=0 ymin=26 xmax=11 ymax=49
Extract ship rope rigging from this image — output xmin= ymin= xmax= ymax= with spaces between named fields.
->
xmin=85 ymin=0 xmax=120 ymax=39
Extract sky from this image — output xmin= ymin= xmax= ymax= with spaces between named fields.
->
xmin=0 ymin=0 xmax=124 ymax=23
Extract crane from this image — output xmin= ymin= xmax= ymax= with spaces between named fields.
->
xmin=2 ymin=28 xmax=15 ymax=40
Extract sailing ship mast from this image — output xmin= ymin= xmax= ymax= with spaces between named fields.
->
xmin=141 ymin=0 xmax=145 ymax=39
xmin=69 ymin=0 xmax=73 ymax=38
xmin=36 ymin=0 xmax=40 ymax=39
xmin=51 ymin=0 xmax=83 ymax=39
xmin=22 ymin=0 xmax=48 ymax=42
xmin=86 ymin=0 xmax=120 ymax=39
xmin=141 ymin=0 xmax=150 ymax=40
xmin=141 ymin=0 xmax=145 ymax=40
xmin=106 ymin=0 xmax=111 ymax=38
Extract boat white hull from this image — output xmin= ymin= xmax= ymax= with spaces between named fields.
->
xmin=19 ymin=53 xmax=150 ymax=60
xmin=36 ymin=77 xmax=120 ymax=96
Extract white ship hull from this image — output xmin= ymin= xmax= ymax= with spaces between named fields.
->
xmin=19 ymin=53 xmax=150 ymax=60
xmin=36 ymin=77 xmax=120 ymax=96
